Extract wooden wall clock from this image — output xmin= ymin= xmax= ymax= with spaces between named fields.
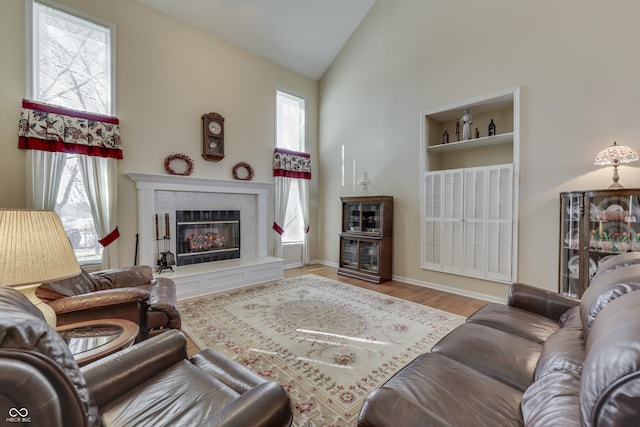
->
xmin=201 ymin=112 xmax=225 ymax=161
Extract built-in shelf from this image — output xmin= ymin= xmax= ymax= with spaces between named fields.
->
xmin=420 ymin=87 xmax=520 ymax=283
xmin=426 ymin=132 xmax=513 ymax=153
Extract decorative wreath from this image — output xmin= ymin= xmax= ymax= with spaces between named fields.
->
xmin=232 ymin=162 xmax=254 ymax=181
xmin=164 ymin=153 xmax=194 ymax=176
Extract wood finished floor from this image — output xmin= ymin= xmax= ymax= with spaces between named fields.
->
xmin=185 ymin=264 xmax=487 ymax=356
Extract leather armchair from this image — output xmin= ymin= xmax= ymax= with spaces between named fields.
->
xmin=36 ymin=265 xmax=180 ymax=340
xmin=0 ymin=286 xmax=293 ymax=427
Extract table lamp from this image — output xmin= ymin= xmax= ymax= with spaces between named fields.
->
xmin=0 ymin=209 xmax=81 ymax=326
xmin=594 ymin=141 xmax=639 ymax=189
xmin=358 ymin=171 xmax=373 ymax=195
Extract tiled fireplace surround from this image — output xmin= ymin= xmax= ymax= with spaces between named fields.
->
xmin=127 ymin=172 xmax=283 ymax=299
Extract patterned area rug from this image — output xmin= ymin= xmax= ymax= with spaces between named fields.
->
xmin=179 ymin=274 xmax=464 ymax=426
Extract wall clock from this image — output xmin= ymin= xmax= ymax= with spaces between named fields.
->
xmin=201 ymin=112 xmax=225 ymax=161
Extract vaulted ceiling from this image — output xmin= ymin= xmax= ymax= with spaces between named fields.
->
xmin=134 ymin=0 xmax=376 ymax=80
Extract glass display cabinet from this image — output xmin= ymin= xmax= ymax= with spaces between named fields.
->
xmin=559 ymin=189 xmax=640 ymax=297
xmin=338 ymin=196 xmax=393 ymax=283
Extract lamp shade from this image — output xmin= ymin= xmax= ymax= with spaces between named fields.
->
xmin=357 ymin=172 xmax=372 ymax=186
xmin=0 ymin=209 xmax=80 ymax=287
xmin=594 ymin=141 xmax=639 ymax=166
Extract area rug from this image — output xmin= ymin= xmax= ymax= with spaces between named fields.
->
xmin=178 ymin=274 xmax=464 ymax=426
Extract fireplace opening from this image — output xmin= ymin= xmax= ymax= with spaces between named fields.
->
xmin=175 ymin=210 xmax=240 ymax=266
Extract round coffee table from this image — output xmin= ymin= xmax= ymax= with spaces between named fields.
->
xmin=56 ymin=319 xmax=139 ymax=366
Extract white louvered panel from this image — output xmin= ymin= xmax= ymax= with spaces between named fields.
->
xmin=423 ymin=172 xmax=443 ymax=267
xmin=464 ymin=168 xmax=486 ymax=220
xmin=442 ymin=220 xmax=463 ymax=273
xmin=487 ymin=221 xmax=513 ymax=281
xmin=424 ymin=219 xmax=441 ymax=265
xmin=424 ymin=173 xmax=442 ymax=218
xmin=443 ymin=170 xmax=464 ymax=220
xmin=464 ymin=220 xmax=486 ymax=276
xmin=488 ymin=165 xmax=513 ymax=221
xmin=486 ymin=164 xmax=512 ymax=281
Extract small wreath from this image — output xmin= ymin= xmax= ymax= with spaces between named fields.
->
xmin=232 ymin=162 xmax=254 ymax=181
xmin=164 ymin=153 xmax=194 ymax=176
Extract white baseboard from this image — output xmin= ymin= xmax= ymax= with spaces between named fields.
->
xmin=391 ymin=274 xmax=506 ymax=304
xmin=311 ymin=259 xmax=506 ymax=304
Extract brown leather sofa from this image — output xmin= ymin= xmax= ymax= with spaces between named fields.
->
xmin=36 ymin=265 xmax=180 ymax=340
xmin=0 ymin=286 xmax=293 ymax=427
xmin=358 ymin=253 xmax=640 ymax=426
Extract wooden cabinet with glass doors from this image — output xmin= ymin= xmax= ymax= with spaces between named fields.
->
xmin=560 ymin=189 xmax=640 ymax=298
xmin=338 ymin=196 xmax=393 ymax=283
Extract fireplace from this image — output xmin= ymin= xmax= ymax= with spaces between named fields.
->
xmin=176 ymin=210 xmax=240 ymax=266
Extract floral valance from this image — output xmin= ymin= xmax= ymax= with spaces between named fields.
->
xmin=273 ymin=147 xmax=311 ymax=180
xmin=18 ymin=99 xmax=123 ymax=159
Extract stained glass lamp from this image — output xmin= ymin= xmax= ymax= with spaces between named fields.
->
xmin=0 ymin=209 xmax=81 ymax=326
xmin=594 ymin=141 xmax=639 ymax=189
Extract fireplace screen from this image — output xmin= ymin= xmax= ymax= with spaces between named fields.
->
xmin=175 ymin=210 xmax=240 ymax=266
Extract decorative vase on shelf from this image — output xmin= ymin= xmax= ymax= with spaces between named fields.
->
xmin=488 ymin=119 xmax=496 ymax=136
xmin=442 ymin=129 xmax=449 ymax=144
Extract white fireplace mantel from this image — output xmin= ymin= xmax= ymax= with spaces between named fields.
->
xmin=127 ymin=172 xmax=283 ymax=299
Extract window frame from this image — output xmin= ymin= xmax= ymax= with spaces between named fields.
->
xmin=26 ymin=0 xmax=117 ymax=267
xmin=26 ymin=0 xmax=117 ymax=114
xmin=275 ymin=88 xmax=307 ymax=245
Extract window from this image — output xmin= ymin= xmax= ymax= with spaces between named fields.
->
xmin=276 ymin=90 xmax=306 ymax=243
xmin=30 ymin=0 xmax=114 ymax=265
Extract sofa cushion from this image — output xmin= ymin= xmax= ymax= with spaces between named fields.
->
xmin=466 ymin=303 xmax=560 ymax=344
xmin=432 ymin=323 xmax=541 ymax=391
xmin=101 ymin=360 xmax=241 ymax=426
xmin=579 ymin=264 xmax=640 ymax=338
xmin=580 ymin=291 xmax=640 ymax=427
xmin=534 ymin=306 xmax=585 ymax=381
xmin=91 ymin=266 xmax=154 ymax=290
xmin=521 ymin=371 xmax=581 ymax=427
xmin=360 ymin=353 xmax=524 ymax=427
xmin=37 ymin=269 xmax=100 ymax=301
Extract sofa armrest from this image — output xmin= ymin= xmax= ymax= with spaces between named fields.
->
xmin=190 ymin=348 xmax=266 ymax=392
xmin=149 ymin=277 xmax=181 ymax=329
xmin=47 ymin=288 xmax=149 ymax=314
xmin=210 ymin=381 xmax=293 ymax=427
xmin=508 ymin=282 xmax=579 ymax=321
xmin=81 ymin=329 xmax=188 ymax=407
xmin=0 ymin=352 xmax=89 ymax=427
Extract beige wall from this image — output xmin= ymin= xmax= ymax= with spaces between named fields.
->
xmin=0 ymin=0 xmax=318 ymax=267
xmin=318 ymin=0 xmax=640 ymax=298
xmin=4 ymin=0 xmax=640 ymax=301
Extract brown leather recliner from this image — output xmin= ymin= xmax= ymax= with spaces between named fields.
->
xmin=36 ymin=265 xmax=180 ymax=340
xmin=0 ymin=286 xmax=293 ymax=427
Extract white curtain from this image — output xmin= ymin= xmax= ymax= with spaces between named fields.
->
xmin=273 ymin=176 xmax=292 ymax=259
xmin=26 ymin=150 xmax=67 ymax=210
xmin=299 ymin=179 xmax=310 ymax=264
xmin=78 ymin=155 xmax=119 ymax=269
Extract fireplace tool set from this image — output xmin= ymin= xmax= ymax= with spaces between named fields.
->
xmin=156 ymin=213 xmax=175 ymax=273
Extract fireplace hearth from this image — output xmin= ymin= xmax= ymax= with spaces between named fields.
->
xmin=176 ymin=210 xmax=240 ymax=266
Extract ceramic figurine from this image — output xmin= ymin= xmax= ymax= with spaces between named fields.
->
xmin=461 ymin=109 xmax=472 ymax=141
